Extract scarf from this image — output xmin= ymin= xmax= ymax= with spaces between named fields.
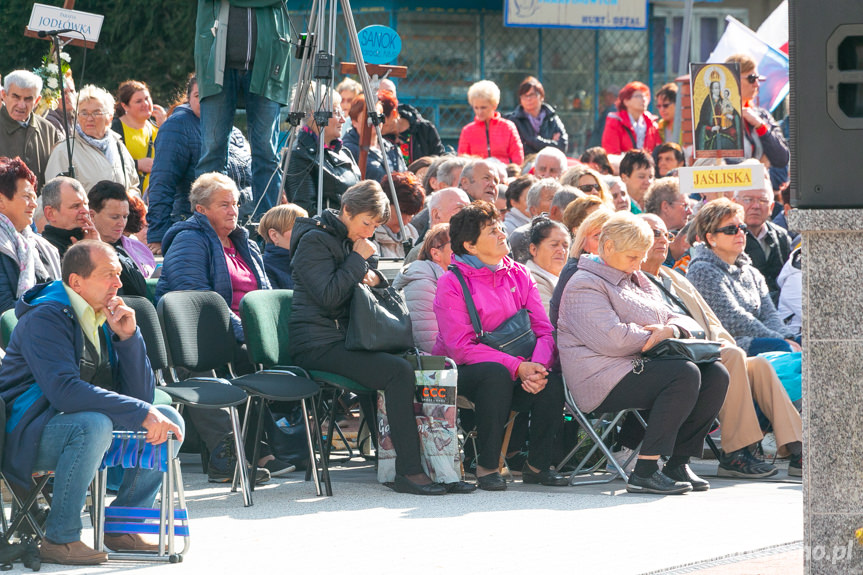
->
xmin=76 ymin=124 xmax=118 ymax=166
xmin=453 ymin=253 xmax=499 ymax=272
xmin=527 ymin=108 xmax=546 ymax=134
xmin=0 ymin=214 xmax=46 ymax=298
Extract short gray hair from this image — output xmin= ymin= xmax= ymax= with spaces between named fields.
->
xmin=4 ymin=70 xmax=42 ymax=95
xmin=76 ymin=85 xmax=114 ymax=115
xmin=551 ymin=188 xmax=578 ymax=214
xmin=535 ymin=147 xmax=567 ymax=174
xmin=436 ymin=157 xmax=470 ymax=187
xmin=42 ymin=176 xmax=85 ymax=211
xmin=341 ymin=180 xmax=390 ymax=222
xmin=460 ymin=159 xmax=492 ymax=186
xmin=189 ymin=173 xmax=239 ymax=209
xmin=526 ymin=179 xmax=562 ymax=211
xmin=643 ymin=177 xmax=681 ymax=215
xmin=428 ymin=187 xmax=469 ymax=211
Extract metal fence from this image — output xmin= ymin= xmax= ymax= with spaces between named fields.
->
xmin=287 ymin=7 xmax=655 ymax=156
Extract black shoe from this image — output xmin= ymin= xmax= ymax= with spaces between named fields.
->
xmin=788 ymin=452 xmax=802 ymax=477
xmin=663 ymin=464 xmax=710 ymax=492
xmin=444 ymin=481 xmax=477 ymax=494
xmin=626 ymin=470 xmax=692 ymax=495
xmin=521 ymin=463 xmax=569 ymax=486
xmin=476 ymin=472 xmax=507 ymax=491
xmin=717 ymin=447 xmax=778 ymax=479
xmin=393 ymin=475 xmax=447 ymax=496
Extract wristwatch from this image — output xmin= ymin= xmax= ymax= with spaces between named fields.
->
xmin=671 ymin=325 xmax=681 ymax=339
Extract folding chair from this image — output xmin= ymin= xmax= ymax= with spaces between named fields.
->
xmin=557 ymin=384 xmax=646 ymax=486
xmin=91 ymin=430 xmax=189 ymax=563
xmin=239 ymin=290 xmax=329 ymax=496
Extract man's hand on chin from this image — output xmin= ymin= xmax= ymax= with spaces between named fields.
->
xmin=104 ymin=297 xmax=136 ymax=341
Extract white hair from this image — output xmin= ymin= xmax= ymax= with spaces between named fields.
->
xmin=467 ymin=80 xmax=501 ymax=106
xmin=4 ymin=70 xmax=42 ymax=95
xmin=733 ymin=159 xmax=773 ymax=199
xmin=526 ymin=179 xmax=563 ymax=211
xmin=428 ymin=187 xmax=470 ymax=211
xmin=535 ymin=146 xmax=567 ymax=173
xmin=76 ymin=85 xmax=114 ymax=115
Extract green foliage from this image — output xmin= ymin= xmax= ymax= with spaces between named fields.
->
xmin=1 ymin=0 xmax=196 ymax=105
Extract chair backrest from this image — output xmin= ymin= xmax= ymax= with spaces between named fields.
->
xmin=240 ymin=289 xmax=295 ymax=367
xmin=145 ymin=277 xmax=159 ymax=304
xmin=0 ymin=309 xmax=18 ymax=350
xmin=123 ymin=295 xmax=169 ymax=372
xmin=157 ymin=290 xmax=237 ymax=372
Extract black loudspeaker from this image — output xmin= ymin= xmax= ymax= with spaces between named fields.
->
xmin=790 ymin=0 xmax=863 ymax=208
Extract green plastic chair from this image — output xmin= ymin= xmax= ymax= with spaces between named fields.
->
xmin=0 ymin=309 xmax=17 ymax=350
xmin=145 ymin=278 xmax=159 ymax=304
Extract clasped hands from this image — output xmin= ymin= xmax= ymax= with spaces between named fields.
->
xmin=517 ymin=362 xmax=548 ymax=394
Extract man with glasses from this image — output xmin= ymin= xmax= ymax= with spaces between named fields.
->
xmin=724 ymin=54 xmax=789 ymax=169
xmin=0 ymin=71 xmax=61 ymax=190
xmin=734 ymin=172 xmax=792 ymax=304
xmin=644 ymin=177 xmax=692 ymax=265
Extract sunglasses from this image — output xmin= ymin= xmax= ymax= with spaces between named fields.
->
xmin=745 ymin=73 xmax=766 ymax=84
xmin=656 ymin=103 xmax=672 ymax=109
xmin=714 ymin=223 xmax=748 ymax=235
xmin=577 ymin=183 xmax=602 ymax=193
xmin=651 ymin=229 xmax=674 ymax=241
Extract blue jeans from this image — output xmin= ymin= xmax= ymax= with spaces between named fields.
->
xmin=747 ymin=337 xmax=793 ymax=356
xmin=197 ymin=69 xmax=282 ymax=218
xmin=33 ymin=405 xmax=185 ymax=544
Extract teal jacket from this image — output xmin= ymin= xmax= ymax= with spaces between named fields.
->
xmin=195 ymin=0 xmax=292 ymax=104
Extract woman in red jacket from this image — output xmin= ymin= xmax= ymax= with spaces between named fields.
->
xmin=458 ymin=80 xmax=525 ymax=165
xmin=601 ymin=82 xmax=661 ymax=155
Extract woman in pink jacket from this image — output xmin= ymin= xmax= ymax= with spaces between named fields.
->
xmin=557 ymin=212 xmax=728 ymax=495
xmin=457 ymin=81 xmax=525 ymax=165
xmin=433 ymin=201 xmax=565 ymax=491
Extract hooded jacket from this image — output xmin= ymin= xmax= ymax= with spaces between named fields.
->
xmin=0 ymin=281 xmax=153 ymax=486
xmin=288 ymin=209 xmax=373 ymax=357
xmin=504 ymin=102 xmax=568 ymax=156
xmin=392 ymin=259 xmax=445 ymax=354
xmin=383 ymin=103 xmax=446 ymax=164
xmin=432 ymin=257 xmax=555 ymax=380
xmin=155 ymin=212 xmax=270 ymax=342
xmin=457 ymin=112 xmax=525 ymax=165
xmin=262 ymin=242 xmax=294 ymax=290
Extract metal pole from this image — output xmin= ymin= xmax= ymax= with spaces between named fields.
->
xmin=672 ymin=0 xmax=695 ymax=146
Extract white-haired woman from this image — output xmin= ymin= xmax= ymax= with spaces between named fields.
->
xmin=284 ymin=81 xmax=361 ymax=216
xmin=45 ymin=85 xmax=139 ymax=193
xmin=557 ymin=212 xmax=729 ymax=494
xmin=457 ymin=80 xmax=524 ymax=165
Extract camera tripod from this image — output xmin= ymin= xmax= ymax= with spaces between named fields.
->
xmin=279 ymin=0 xmax=409 ymax=246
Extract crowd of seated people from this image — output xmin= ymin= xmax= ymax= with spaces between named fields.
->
xmin=0 ymin=49 xmax=808 ymax=565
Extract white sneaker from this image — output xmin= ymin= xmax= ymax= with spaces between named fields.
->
xmin=606 ymin=446 xmax=637 ymax=475
xmin=760 ymin=432 xmax=778 ymax=458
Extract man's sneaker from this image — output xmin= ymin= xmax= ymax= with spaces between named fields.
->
xmin=207 ymin=435 xmax=271 ymax=485
xmin=263 ymin=457 xmax=296 ymax=478
xmin=788 ymin=452 xmax=802 ymax=477
xmin=717 ymin=447 xmax=778 ymax=478
xmin=606 ymin=446 xmax=637 ymax=475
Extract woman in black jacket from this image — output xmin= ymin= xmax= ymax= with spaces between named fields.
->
xmin=289 ymin=180 xmax=447 ymax=496
xmin=284 ymin=82 xmax=362 ymax=216
xmin=505 ymin=76 xmax=568 ymax=156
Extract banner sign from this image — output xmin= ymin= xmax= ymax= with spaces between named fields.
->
xmin=678 ymin=163 xmax=765 ymax=197
xmin=504 ymin=0 xmax=647 ymax=30
xmin=690 ymin=63 xmax=744 ymax=159
xmin=358 ymin=25 xmax=402 ymax=65
xmin=28 ymin=3 xmax=104 ymax=44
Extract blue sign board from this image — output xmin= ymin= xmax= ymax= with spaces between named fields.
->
xmin=358 ymin=25 xmax=402 ymax=65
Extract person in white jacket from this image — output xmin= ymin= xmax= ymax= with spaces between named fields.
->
xmin=776 ymin=245 xmax=801 ymax=336
xmin=393 ymin=224 xmax=452 ymax=353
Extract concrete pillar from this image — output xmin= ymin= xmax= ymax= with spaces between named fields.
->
xmin=790 ymin=209 xmax=863 ymax=574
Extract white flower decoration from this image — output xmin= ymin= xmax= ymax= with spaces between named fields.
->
xmin=60 ymin=52 xmax=71 ymax=62
xmin=46 ymin=63 xmax=59 ymax=74
xmin=47 ymin=77 xmax=59 ymax=89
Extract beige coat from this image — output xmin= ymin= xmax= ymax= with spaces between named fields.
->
xmin=45 ymin=131 xmax=139 ymax=193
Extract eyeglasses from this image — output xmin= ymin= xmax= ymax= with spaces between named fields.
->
xmin=739 ymin=197 xmax=770 ymax=207
xmin=745 ymin=73 xmax=766 ymax=84
xmin=656 ymin=103 xmax=672 ymax=109
xmin=521 ymin=91 xmax=540 ymax=100
xmin=651 ymin=229 xmax=674 ymax=241
xmin=78 ymin=110 xmax=107 ymax=119
xmin=714 ymin=223 xmax=748 ymax=236
xmin=577 ymin=183 xmax=602 ymax=193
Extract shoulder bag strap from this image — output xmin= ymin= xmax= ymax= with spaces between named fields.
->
xmin=116 ymin=141 xmax=129 ymax=188
xmin=449 ymin=265 xmax=484 ymax=338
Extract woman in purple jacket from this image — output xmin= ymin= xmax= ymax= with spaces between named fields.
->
xmin=557 ymin=212 xmax=729 ymax=495
xmin=433 ymin=201 xmax=566 ymax=491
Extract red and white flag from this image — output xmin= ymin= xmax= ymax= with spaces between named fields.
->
xmin=756 ymin=0 xmax=789 ymax=54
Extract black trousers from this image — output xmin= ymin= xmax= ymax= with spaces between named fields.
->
xmin=459 ymin=362 xmax=564 ymax=471
xmin=595 ymin=359 xmax=728 ymax=458
xmin=296 ymin=341 xmax=423 ymax=476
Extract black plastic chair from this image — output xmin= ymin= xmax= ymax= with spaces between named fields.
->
xmin=152 ymin=292 xmax=255 ymax=506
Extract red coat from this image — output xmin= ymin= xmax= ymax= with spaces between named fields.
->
xmin=601 ymin=110 xmax=661 ymax=154
xmin=457 ymin=112 xmax=525 ymax=165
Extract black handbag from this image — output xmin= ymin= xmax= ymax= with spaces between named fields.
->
xmin=642 ymin=338 xmax=722 ymax=364
xmin=345 ymin=282 xmax=413 ymax=353
xmin=450 ymin=265 xmax=537 ymax=359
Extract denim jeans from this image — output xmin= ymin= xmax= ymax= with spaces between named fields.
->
xmin=33 ymin=405 xmax=185 ymax=544
xmin=197 ymin=69 xmax=282 ymax=219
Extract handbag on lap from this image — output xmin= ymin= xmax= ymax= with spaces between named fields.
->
xmin=345 ymin=281 xmax=413 ymax=353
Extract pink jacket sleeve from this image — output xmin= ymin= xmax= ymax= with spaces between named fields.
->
xmin=601 ymin=115 xmax=624 ymax=155
xmin=433 ymin=273 xmax=523 ymax=379
xmin=457 ymin=124 xmax=472 ymax=156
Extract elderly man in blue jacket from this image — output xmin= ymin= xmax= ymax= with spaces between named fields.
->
xmin=0 ymin=241 xmax=184 ymax=565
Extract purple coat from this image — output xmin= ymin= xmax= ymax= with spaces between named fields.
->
xmin=557 ymin=255 xmax=691 ymax=412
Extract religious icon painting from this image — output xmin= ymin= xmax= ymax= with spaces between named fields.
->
xmin=690 ymin=63 xmax=744 ymax=159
